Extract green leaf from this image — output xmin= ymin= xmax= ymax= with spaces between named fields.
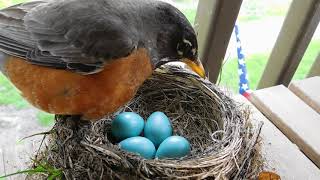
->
xmin=0 ymin=159 xmax=62 ymax=179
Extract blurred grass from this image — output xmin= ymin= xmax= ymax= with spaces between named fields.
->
xmin=0 ymin=73 xmax=29 ymax=108
xmin=219 ymin=53 xmax=269 ymax=92
xmin=181 ymin=8 xmax=197 ymax=25
xmin=0 ymin=0 xmax=29 ymax=8
xmin=238 ymin=0 xmax=291 ymax=22
xmin=0 ymin=72 xmax=54 ymax=126
xmin=293 ymin=40 xmax=320 ymax=80
xmin=36 ymin=111 xmax=55 ymax=127
xmin=219 ymin=40 xmax=320 ymax=92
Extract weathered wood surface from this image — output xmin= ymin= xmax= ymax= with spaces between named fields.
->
xmin=0 ymin=106 xmax=49 ymax=179
xmin=289 ymin=76 xmax=320 ymax=114
xmin=249 ymin=85 xmax=320 ymax=168
xmin=235 ymin=95 xmax=320 ymax=179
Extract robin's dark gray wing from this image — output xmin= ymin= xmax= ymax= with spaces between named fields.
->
xmin=0 ymin=0 xmax=138 ymax=74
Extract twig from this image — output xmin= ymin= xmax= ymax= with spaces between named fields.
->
xmin=80 ymin=141 xmax=121 ymax=161
xmin=20 ymin=130 xmax=54 ymax=141
xmin=34 ymin=133 xmax=48 ymax=167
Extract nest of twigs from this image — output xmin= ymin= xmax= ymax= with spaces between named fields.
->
xmin=32 ymin=66 xmax=262 ymax=179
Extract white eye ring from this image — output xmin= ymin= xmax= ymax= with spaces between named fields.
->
xmin=183 ymin=39 xmax=192 ymax=46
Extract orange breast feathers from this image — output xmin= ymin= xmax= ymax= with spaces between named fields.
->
xmin=4 ymin=48 xmax=153 ymax=120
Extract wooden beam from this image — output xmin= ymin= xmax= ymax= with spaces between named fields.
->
xmin=308 ymin=53 xmax=320 ymax=77
xmin=194 ymin=0 xmax=219 ymax=58
xmin=258 ymin=0 xmax=320 ymax=88
xmin=194 ymin=0 xmax=243 ymax=83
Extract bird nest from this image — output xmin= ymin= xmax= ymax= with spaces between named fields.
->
xmin=31 ymin=66 xmax=262 ymax=179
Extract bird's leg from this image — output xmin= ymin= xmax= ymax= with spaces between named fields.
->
xmin=54 ymin=114 xmax=83 ymax=129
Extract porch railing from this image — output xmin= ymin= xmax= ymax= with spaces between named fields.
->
xmin=195 ymin=0 xmax=320 ymax=88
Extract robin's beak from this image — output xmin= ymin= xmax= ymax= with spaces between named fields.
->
xmin=182 ymin=59 xmax=206 ymax=78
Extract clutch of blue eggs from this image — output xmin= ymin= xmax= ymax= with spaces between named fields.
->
xmin=111 ymin=111 xmax=191 ymax=159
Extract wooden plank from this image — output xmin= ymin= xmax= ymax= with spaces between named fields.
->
xmin=308 ymin=53 xmax=320 ymax=77
xmin=258 ymin=0 xmax=320 ymax=88
xmin=234 ymin=95 xmax=320 ymax=179
xmin=249 ymin=85 xmax=320 ymax=168
xmin=289 ymin=76 xmax=320 ymax=114
xmin=194 ymin=0 xmax=242 ymax=83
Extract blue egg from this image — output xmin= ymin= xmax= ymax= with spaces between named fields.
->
xmin=111 ymin=112 xmax=144 ymax=141
xmin=119 ymin=137 xmax=156 ymax=159
xmin=144 ymin=112 xmax=172 ymax=147
xmin=155 ymin=136 xmax=191 ymax=159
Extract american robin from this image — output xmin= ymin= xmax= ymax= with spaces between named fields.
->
xmin=0 ymin=0 xmax=205 ymax=120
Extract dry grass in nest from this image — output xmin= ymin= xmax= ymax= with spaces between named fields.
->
xmin=31 ymin=66 xmax=262 ymax=179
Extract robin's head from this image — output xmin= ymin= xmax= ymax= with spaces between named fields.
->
xmin=150 ymin=2 xmax=206 ymax=78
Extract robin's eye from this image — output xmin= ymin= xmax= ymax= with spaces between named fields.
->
xmin=177 ymin=43 xmax=183 ymax=56
xmin=177 ymin=39 xmax=193 ymax=57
